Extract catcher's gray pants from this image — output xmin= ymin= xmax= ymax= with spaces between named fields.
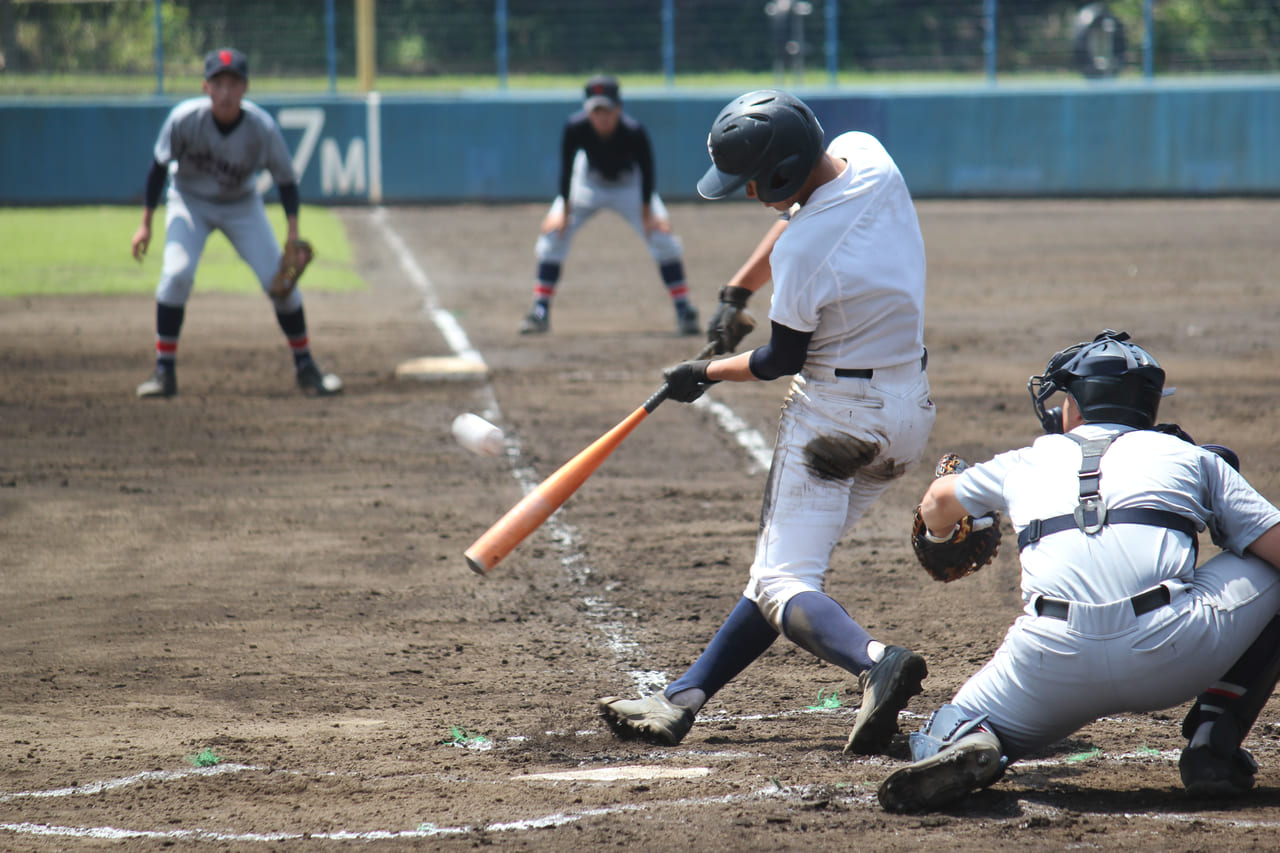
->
xmin=157 ymin=189 xmax=301 ymax=313
xmin=952 ymin=551 xmax=1280 ymax=761
xmin=745 ymin=358 xmax=935 ymax=631
xmin=535 ymin=152 xmax=683 ymax=269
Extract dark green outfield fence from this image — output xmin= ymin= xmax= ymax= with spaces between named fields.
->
xmin=1 ymin=79 xmax=1276 ymax=205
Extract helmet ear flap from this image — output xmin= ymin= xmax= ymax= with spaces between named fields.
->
xmin=757 ymin=152 xmax=807 ymax=202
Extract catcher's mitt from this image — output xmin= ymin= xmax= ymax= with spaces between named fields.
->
xmin=269 ymin=238 xmax=314 ymax=299
xmin=911 ymin=453 xmax=1002 ymax=583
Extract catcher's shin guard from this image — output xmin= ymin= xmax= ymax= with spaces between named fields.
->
xmin=1182 ymin=615 xmax=1280 ymax=760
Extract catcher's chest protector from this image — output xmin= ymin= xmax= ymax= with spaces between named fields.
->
xmin=1017 ymin=433 xmax=1198 ymax=552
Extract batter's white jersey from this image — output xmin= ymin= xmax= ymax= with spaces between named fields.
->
xmin=743 ymin=130 xmax=934 ymax=630
xmin=768 ymin=131 xmax=927 ymax=371
xmin=154 ymin=98 xmax=296 ymax=203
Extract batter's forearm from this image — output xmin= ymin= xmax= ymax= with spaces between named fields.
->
xmin=728 ymin=217 xmax=789 ymax=293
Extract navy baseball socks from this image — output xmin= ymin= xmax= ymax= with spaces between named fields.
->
xmin=136 ymin=302 xmax=182 ymax=398
xmin=598 ymin=596 xmax=777 ymax=746
xmin=1180 ymin=615 xmax=1280 ymax=797
xmin=279 ymin=308 xmax=343 ymax=396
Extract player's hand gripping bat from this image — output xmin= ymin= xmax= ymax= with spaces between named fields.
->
xmin=464 ymin=341 xmax=718 ymax=575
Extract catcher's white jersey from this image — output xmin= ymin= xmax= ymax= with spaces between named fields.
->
xmin=955 ymin=424 xmax=1280 ymax=604
xmin=767 ymin=131 xmax=927 ymax=371
xmin=946 ymin=423 xmax=1280 ymax=759
xmin=154 ymin=97 xmax=296 ymax=203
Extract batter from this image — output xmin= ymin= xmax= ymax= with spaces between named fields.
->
xmin=520 ymin=75 xmax=698 ymax=336
xmin=599 ymin=91 xmax=935 ymax=754
xmin=130 ymin=47 xmax=341 ymax=398
xmin=879 ymin=330 xmax=1280 ymax=812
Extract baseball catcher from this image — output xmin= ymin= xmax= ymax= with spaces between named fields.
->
xmin=269 ymin=238 xmax=314 ymax=299
xmin=911 ymin=453 xmax=1002 ymax=582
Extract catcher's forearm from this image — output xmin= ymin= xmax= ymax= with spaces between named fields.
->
xmin=920 ymin=476 xmax=968 ymax=537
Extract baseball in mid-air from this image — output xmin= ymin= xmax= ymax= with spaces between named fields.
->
xmin=452 ymin=413 xmax=505 ymax=457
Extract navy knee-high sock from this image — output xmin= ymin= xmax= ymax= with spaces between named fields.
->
xmin=665 ymin=597 xmax=777 ymax=707
xmin=780 ymin=590 xmax=875 ymax=675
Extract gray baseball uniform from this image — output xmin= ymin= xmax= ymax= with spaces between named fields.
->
xmin=152 ymin=97 xmax=300 ymax=311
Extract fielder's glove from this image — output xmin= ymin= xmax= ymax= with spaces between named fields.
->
xmin=911 ymin=453 xmax=1002 ymax=583
xmin=663 ymin=359 xmax=718 ymax=403
xmin=268 ymin=238 xmax=314 ymax=299
xmin=706 ymin=285 xmax=757 ymax=355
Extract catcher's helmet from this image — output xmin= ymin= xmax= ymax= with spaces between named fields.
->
xmin=1028 ymin=330 xmax=1165 ymax=432
xmin=697 ymin=90 xmax=825 ymax=203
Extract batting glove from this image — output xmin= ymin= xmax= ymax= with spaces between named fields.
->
xmin=664 ymin=359 xmax=718 ymax=403
xmin=706 ymin=286 xmax=756 ymax=355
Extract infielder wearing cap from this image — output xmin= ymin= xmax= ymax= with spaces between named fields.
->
xmin=877 ymin=330 xmax=1280 ymax=813
xmin=599 ymin=91 xmax=935 ymax=754
xmin=130 ymin=47 xmax=341 ymax=398
xmin=519 ymin=75 xmax=699 ymax=337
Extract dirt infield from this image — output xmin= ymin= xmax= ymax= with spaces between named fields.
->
xmin=3 ymin=199 xmax=1280 ymax=850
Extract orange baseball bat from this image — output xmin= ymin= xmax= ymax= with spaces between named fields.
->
xmin=465 ymin=342 xmax=716 ymax=575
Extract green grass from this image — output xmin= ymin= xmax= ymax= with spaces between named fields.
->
xmin=0 ymin=205 xmax=363 ymax=298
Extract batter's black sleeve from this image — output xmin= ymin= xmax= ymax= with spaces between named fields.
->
xmin=143 ymin=158 xmax=167 ymax=209
xmin=749 ymin=321 xmax=813 ymax=380
xmin=278 ymin=182 xmax=300 ymax=218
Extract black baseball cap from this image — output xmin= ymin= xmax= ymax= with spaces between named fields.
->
xmin=583 ymin=75 xmax=621 ymax=111
xmin=204 ymin=47 xmax=248 ymax=81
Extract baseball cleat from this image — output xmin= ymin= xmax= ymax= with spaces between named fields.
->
xmin=296 ymin=361 xmax=343 ymax=396
xmin=676 ymin=305 xmax=700 ymax=336
xmin=136 ymin=366 xmax=177 ymax=398
xmin=519 ymin=306 xmax=550 ymax=335
xmin=845 ymin=645 xmax=928 ymax=755
xmin=877 ymin=728 xmax=1004 ymax=813
xmin=1180 ymin=744 xmax=1258 ymax=798
xmin=598 ymin=693 xmax=695 ymax=746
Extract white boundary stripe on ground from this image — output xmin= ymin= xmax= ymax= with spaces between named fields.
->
xmin=371 ymin=207 xmax=667 ymax=698
xmin=8 ymin=771 xmax=1280 ymax=843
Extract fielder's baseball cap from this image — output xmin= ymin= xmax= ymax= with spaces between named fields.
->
xmin=204 ymin=47 xmax=248 ymax=81
xmin=583 ymin=75 xmax=621 ymax=111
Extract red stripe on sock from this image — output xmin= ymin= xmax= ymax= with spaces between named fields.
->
xmin=667 ymin=284 xmax=690 ymax=299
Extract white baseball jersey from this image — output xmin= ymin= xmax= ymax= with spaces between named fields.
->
xmin=947 ymin=422 xmax=1280 ymax=759
xmin=744 ymin=131 xmax=934 ymax=630
xmin=154 ymin=97 xmax=296 ymax=203
xmin=767 ymin=131 xmax=927 ymax=371
xmin=954 ymin=424 xmax=1280 ymax=604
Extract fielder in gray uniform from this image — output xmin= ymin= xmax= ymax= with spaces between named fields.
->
xmin=519 ymin=75 xmax=699 ymax=337
xmin=878 ymin=330 xmax=1280 ymax=812
xmin=130 ymin=47 xmax=341 ymax=398
xmin=599 ymin=91 xmax=935 ymax=754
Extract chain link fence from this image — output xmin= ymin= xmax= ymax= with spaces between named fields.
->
xmin=2 ymin=0 xmax=1279 ymax=96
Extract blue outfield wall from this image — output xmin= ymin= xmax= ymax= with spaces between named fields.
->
xmin=1 ymin=80 xmax=1277 ymax=205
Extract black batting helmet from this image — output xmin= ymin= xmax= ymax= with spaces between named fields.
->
xmin=1027 ymin=330 xmax=1166 ymax=432
xmin=697 ymin=90 xmax=825 ymax=203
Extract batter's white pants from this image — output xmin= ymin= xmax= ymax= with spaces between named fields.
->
xmin=745 ymin=358 xmax=936 ymax=631
xmin=953 ymin=551 xmax=1280 ymax=760
xmin=157 ymin=190 xmax=303 ymax=313
xmin=534 ymin=152 xmax=683 ymax=267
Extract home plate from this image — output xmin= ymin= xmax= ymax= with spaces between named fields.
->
xmin=513 ymin=765 xmax=711 ymax=782
xmin=395 ymin=356 xmax=489 ymax=382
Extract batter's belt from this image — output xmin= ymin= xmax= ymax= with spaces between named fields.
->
xmin=805 ymin=348 xmax=928 ymax=383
